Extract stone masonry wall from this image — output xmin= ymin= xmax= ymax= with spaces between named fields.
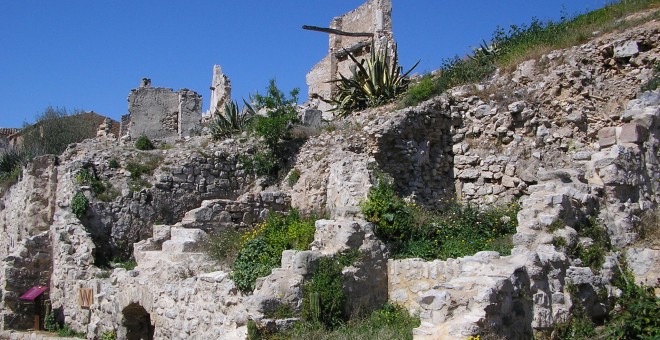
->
xmin=123 ymin=82 xmax=202 ymax=141
xmin=0 ymin=232 xmax=51 ymax=330
xmin=306 ymin=0 xmax=394 ymax=113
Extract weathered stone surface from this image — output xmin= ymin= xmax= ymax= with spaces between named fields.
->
xmin=121 ymin=81 xmax=202 ymax=141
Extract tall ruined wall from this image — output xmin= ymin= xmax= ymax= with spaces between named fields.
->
xmin=0 ymin=155 xmax=58 ymax=259
xmin=123 ymin=83 xmax=202 ymax=141
xmin=208 ymin=65 xmax=232 ymax=117
xmin=0 ymin=155 xmax=58 ymax=330
xmin=307 ymin=0 xmax=394 ymax=113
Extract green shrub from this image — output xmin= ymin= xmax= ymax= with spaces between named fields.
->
xmin=400 ymin=75 xmax=439 ymax=107
xmin=361 ymin=176 xmax=520 ymax=260
xmin=287 ymin=168 xmax=301 ymax=187
xmin=360 ymin=176 xmax=414 ymax=242
xmin=71 ymin=192 xmax=89 ymax=219
xmin=239 ymin=151 xmax=278 ymax=177
xmin=108 ymin=158 xmax=120 ymax=169
xmin=205 ymin=228 xmax=243 ymax=267
xmin=20 ymin=107 xmax=98 ymax=157
xmin=44 ymin=311 xmax=58 ymax=332
xmin=302 ymin=256 xmax=346 ymax=329
xmin=75 ymin=167 xmax=108 ymax=194
xmin=210 ymin=100 xmax=255 ymax=139
xmin=278 ymin=303 xmax=419 ymax=339
xmin=134 ymin=135 xmax=154 ymax=150
xmin=100 ymin=330 xmax=117 ymax=340
xmin=604 ymin=270 xmax=660 ymax=339
xmin=232 ymin=237 xmax=279 ymax=292
xmin=112 ymin=258 xmax=137 ymax=270
xmin=125 ymin=154 xmax=161 ymax=191
xmin=56 ymin=324 xmax=86 ymax=338
xmin=231 ymin=210 xmax=317 ymax=292
xmin=249 ymin=79 xmax=299 ymax=150
xmin=325 ymin=42 xmax=418 ymax=117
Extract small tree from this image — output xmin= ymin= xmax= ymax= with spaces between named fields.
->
xmin=21 ymin=107 xmax=99 ymax=157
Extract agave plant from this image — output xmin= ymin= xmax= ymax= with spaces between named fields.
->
xmin=325 ymin=42 xmax=419 ymax=117
xmin=209 ymin=100 xmax=255 ymax=140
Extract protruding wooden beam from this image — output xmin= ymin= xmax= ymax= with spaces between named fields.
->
xmin=302 ymin=25 xmax=374 ymax=38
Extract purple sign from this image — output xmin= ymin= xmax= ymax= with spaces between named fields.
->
xmin=19 ymin=286 xmax=48 ymax=301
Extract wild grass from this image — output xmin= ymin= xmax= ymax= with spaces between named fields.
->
xmin=400 ymin=0 xmax=660 ymax=107
xmin=361 ymin=175 xmax=520 ymax=260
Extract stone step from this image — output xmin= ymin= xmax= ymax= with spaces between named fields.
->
xmin=170 ymin=227 xmax=208 ymax=242
xmin=162 ymin=239 xmax=204 ymax=253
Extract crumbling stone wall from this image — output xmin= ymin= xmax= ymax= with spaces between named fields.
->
xmin=121 ymin=80 xmax=202 ymax=141
xmin=306 ymin=0 xmax=394 ymax=113
xmin=207 ymin=65 xmax=232 ymax=118
xmin=0 ymin=232 xmax=51 ymax=330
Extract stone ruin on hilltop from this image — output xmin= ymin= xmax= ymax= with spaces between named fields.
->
xmin=119 ymin=78 xmax=203 ymax=142
xmin=0 ymin=1 xmax=658 ymax=339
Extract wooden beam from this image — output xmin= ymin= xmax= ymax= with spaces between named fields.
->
xmin=302 ymin=25 xmax=374 ymax=38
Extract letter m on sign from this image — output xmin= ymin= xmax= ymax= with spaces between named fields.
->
xmin=78 ymin=288 xmax=94 ymax=308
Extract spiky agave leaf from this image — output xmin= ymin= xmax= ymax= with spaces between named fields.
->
xmin=209 ymin=100 xmax=254 ymax=140
xmin=325 ymin=41 xmax=419 ymax=117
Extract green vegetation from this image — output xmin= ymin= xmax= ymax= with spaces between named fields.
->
xmin=100 ymin=330 xmax=117 ymax=340
xmin=552 ymin=267 xmax=660 ymax=339
xmin=75 ymin=166 xmax=118 ymax=202
xmin=134 ymin=135 xmax=154 ymax=150
xmin=325 ymin=42 xmax=418 ymax=117
xmin=112 ymin=258 xmax=137 ymax=270
xmin=250 ymin=80 xmax=299 ymax=150
xmin=603 ymin=269 xmax=660 ymax=339
xmin=400 ymin=0 xmax=660 ymax=107
xmin=205 ymin=228 xmax=243 ymax=268
xmin=125 ymin=154 xmax=162 ymax=191
xmin=210 ymin=100 xmax=255 ymax=139
xmin=230 ymin=210 xmax=317 ymax=292
xmin=361 ymin=175 xmax=519 ymax=260
xmin=21 ymin=107 xmax=99 ymax=157
xmin=71 ymin=192 xmax=89 ymax=219
xmin=45 ymin=311 xmax=86 ymax=338
xmin=287 ymin=168 xmax=301 ymax=187
xmin=2 ymin=107 xmax=99 ymax=193
xmin=267 ymin=304 xmax=419 ymax=340
xmin=239 ymin=151 xmax=279 ymax=177
xmin=553 ymin=217 xmax=611 ymax=272
xmin=0 ymin=147 xmax=25 ymax=193
xmin=302 ymin=256 xmax=347 ymax=329
xmin=56 ymin=324 xmax=86 ymax=338
xmin=108 ymin=158 xmax=120 ymax=169
xmin=237 ymin=80 xmax=301 ymax=180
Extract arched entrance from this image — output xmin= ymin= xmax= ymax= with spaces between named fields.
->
xmin=121 ymin=303 xmax=155 ymax=340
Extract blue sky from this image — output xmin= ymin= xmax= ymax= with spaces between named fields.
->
xmin=0 ymin=1 xmax=609 ymax=128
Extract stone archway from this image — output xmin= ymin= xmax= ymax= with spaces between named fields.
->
xmin=121 ymin=303 xmax=155 ymax=340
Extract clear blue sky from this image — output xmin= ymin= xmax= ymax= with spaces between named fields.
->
xmin=0 ymin=0 xmax=609 ymax=128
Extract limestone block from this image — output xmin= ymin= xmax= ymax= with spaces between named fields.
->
xmin=597 ymin=127 xmax=617 ymax=147
xmin=626 ymin=248 xmax=660 ymax=288
xmin=613 ymin=40 xmax=639 ymax=58
xmin=617 ymin=123 xmax=648 ymax=144
xmin=300 ymin=109 xmax=323 ymax=128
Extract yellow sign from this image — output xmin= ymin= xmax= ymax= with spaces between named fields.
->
xmin=78 ymin=288 xmax=94 ymax=308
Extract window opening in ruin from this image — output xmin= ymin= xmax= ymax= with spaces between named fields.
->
xmin=122 ymin=303 xmax=154 ymax=340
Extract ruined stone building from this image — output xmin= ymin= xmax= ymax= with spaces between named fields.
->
xmin=306 ymin=0 xmax=394 ymax=113
xmin=120 ymin=79 xmax=203 ymax=141
xmin=207 ymin=65 xmax=232 ymax=118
